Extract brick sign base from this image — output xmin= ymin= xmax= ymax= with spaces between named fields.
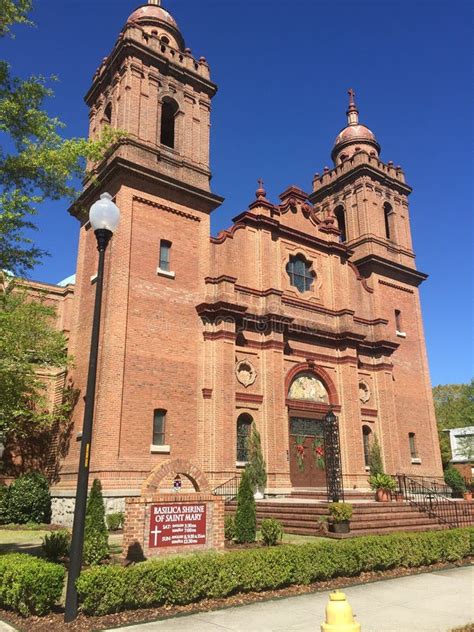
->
xmin=123 ymin=493 xmax=225 ymax=561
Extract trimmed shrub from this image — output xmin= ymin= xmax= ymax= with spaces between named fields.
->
xmin=83 ymin=479 xmax=108 ymax=565
xmin=76 ymin=528 xmax=473 ymax=616
xmin=444 ymin=466 xmax=467 ymax=494
xmin=0 ymin=553 xmax=65 ymax=616
xmin=106 ymin=512 xmax=124 ymax=531
xmin=235 ymin=468 xmax=256 ymax=543
xmin=2 ymin=473 xmax=51 ymax=524
xmin=246 ymin=423 xmax=267 ymax=492
xmin=369 ymin=434 xmax=384 ymax=475
xmin=260 ymin=518 xmax=283 ymax=546
xmin=42 ymin=529 xmax=71 ymax=562
xmin=0 ymin=483 xmax=8 ymax=524
xmin=224 ymin=515 xmax=236 ymax=541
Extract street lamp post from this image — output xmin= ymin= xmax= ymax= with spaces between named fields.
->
xmin=323 ymin=409 xmax=344 ymax=503
xmin=64 ymin=193 xmax=120 ymax=622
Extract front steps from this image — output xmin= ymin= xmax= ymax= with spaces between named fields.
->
xmin=226 ymin=499 xmax=451 ymax=537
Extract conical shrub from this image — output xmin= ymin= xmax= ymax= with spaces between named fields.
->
xmin=235 ymin=468 xmax=256 ymax=543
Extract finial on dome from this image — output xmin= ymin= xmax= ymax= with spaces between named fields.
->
xmin=256 ymin=178 xmax=266 ymax=199
xmin=346 ymin=88 xmax=359 ymax=126
xmin=148 ymin=0 xmax=162 ymax=5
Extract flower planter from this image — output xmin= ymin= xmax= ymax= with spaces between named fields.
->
xmin=328 ymin=520 xmax=350 ymax=534
xmin=463 ymin=491 xmax=473 ymax=502
xmin=375 ymin=489 xmax=391 ymax=502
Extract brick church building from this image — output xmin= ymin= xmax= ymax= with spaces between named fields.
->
xmin=42 ymin=1 xmax=442 ymax=517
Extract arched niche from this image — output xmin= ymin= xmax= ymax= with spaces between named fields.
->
xmin=141 ymin=458 xmax=211 ymax=496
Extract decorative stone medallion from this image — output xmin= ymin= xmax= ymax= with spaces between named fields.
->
xmin=359 ymin=380 xmax=370 ymax=404
xmin=235 ymin=359 xmax=257 ymax=388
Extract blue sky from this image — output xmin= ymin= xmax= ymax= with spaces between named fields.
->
xmin=4 ymin=0 xmax=473 ymax=386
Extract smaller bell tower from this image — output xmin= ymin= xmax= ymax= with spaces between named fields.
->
xmin=311 ymin=90 xmax=416 ymax=271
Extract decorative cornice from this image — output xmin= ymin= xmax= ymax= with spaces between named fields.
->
xmin=70 ymin=156 xmax=224 ymax=219
xmin=236 ymin=393 xmax=264 ymax=404
xmin=354 ymin=255 xmax=427 ymax=287
xmin=133 ymin=195 xmax=201 ymax=222
xmin=202 ymin=331 xmax=236 ymax=342
xmin=378 ymin=279 xmax=415 ymax=294
xmin=360 ymin=407 xmax=378 ymax=417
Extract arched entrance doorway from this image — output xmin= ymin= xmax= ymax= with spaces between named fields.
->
xmin=286 ymin=366 xmax=336 ymax=489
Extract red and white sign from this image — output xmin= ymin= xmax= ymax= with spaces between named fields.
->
xmin=148 ymin=502 xmax=207 ymax=548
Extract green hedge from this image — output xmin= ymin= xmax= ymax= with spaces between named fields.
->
xmin=76 ymin=528 xmax=473 ymax=615
xmin=0 ymin=554 xmax=65 ymax=616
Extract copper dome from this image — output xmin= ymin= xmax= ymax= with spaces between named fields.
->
xmin=331 ymin=123 xmax=381 ymax=162
xmin=128 ymin=4 xmax=179 ymax=30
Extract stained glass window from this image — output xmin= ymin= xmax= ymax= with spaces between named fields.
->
xmin=286 ymin=255 xmax=314 ymax=293
xmin=237 ymin=414 xmax=252 ymax=462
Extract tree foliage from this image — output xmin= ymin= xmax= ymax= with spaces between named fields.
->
xmin=0 ymin=1 xmax=123 ymax=275
xmin=433 ymin=381 xmax=474 ymax=467
xmin=0 ymin=278 xmax=70 ymax=440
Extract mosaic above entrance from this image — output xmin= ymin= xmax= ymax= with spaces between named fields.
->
xmin=288 ymin=372 xmax=329 ymax=403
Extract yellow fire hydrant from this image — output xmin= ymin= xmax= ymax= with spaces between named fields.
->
xmin=321 ymin=590 xmax=361 ymax=632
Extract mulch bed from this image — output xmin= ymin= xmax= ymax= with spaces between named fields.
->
xmin=1 ymin=558 xmax=472 ymax=632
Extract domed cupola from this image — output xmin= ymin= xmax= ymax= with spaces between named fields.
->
xmin=331 ymin=89 xmax=381 ymax=165
xmin=127 ymin=0 xmax=185 ymax=51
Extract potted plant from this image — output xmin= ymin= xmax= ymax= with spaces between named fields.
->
xmin=463 ymin=481 xmax=473 ymax=502
xmin=327 ymin=502 xmax=353 ymax=533
xmin=369 ymin=473 xmax=396 ymax=502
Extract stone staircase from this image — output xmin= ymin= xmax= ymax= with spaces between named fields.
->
xmin=226 ymin=499 xmax=448 ymax=537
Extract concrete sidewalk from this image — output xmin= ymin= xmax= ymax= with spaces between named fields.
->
xmin=109 ymin=566 xmax=474 ymax=632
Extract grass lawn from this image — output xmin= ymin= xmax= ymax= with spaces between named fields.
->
xmin=0 ymin=528 xmax=50 ymax=555
xmin=0 ymin=528 xmax=323 ymax=560
xmin=0 ymin=528 xmax=124 ymax=558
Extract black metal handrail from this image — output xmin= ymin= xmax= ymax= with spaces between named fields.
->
xmin=396 ymin=474 xmax=474 ymax=528
xmin=213 ymin=475 xmax=241 ymax=502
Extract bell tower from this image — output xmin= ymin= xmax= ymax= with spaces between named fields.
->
xmin=62 ymin=2 xmax=223 ymax=494
xmin=84 ymin=0 xmax=221 ymax=203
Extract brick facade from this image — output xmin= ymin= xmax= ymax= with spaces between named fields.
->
xmin=46 ymin=2 xmax=442 ymax=507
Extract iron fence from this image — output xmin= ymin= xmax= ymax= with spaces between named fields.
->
xmin=396 ymin=474 xmax=474 ymax=528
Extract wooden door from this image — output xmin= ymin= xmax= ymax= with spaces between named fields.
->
xmin=289 ymin=417 xmax=326 ymax=488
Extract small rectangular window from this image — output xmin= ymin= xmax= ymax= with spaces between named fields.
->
xmin=409 ymin=432 xmax=418 ymax=459
xmin=159 ymin=240 xmax=171 ymax=272
xmin=395 ymin=309 xmax=402 ymax=332
xmin=153 ymin=409 xmax=166 ymax=446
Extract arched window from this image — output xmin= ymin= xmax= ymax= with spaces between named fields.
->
xmin=103 ymin=103 xmax=112 ymax=125
xmin=153 ymin=409 xmax=166 ymax=446
xmin=160 ymin=98 xmax=179 ymax=148
xmin=160 ymin=35 xmax=170 ymax=45
xmin=334 ymin=205 xmax=347 ymax=242
xmin=286 ymin=254 xmax=314 ymax=293
xmin=362 ymin=425 xmax=372 ymax=467
xmin=383 ymin=202 xmax=393 ymax=240
xmin=236 ymin=413 xmax=252 ymax=462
